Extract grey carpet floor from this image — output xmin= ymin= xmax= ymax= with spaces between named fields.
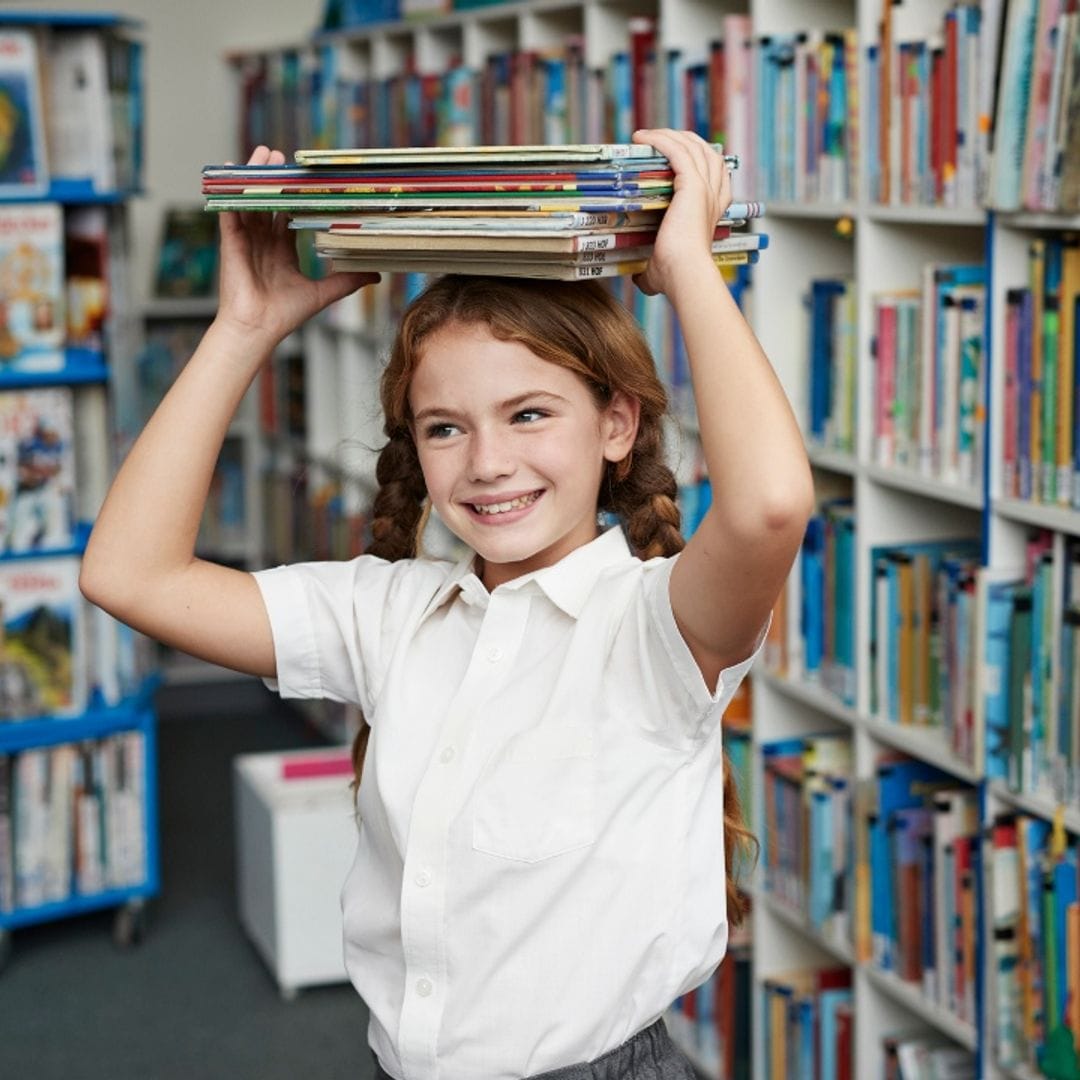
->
xmin=0 ymin=677 xmax=374 ymax=1080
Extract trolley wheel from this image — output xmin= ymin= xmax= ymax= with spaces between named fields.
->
xmin=113 ymin=899 xmax=147 ymax=948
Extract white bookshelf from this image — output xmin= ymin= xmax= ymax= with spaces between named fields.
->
xmin=223 ymin=1 xmax=1080 ymax=1078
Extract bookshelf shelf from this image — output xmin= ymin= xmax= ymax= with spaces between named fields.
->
xmin=862 ymin=966 xmax=978 ymax=1052
xmin=863 ymin=204 xmax=985 ymax=227
xmin=755 ymin=668 xmax=858 ymax=728
xmin=756 ymin=889 xmax=856 ymax=966
xmin=0 ymin=348 xmax=109 ymax=390
xmin=992 ymin=496 xmax=1080 ymax=539
xmin=988 ymin=781 xmax=1080 ymax=836
xmin=764 ymin=200 xmax=857 ymax=221
xmin=860 ymin=715 xmax=980 ymax=784
xmin=806 ymin=445 xmax=858 ymax=476
xmin=861 ymin=462 xmax=985 ymax=511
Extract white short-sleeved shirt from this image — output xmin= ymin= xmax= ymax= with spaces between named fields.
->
xmin=253 ymin=525 xmax=764 ymax=1080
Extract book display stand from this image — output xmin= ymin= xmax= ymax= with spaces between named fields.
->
xmin=225 ymin=1 xmax=1080 ymax=1077
xmin=0 ymin=12 xmax=158 ymax=962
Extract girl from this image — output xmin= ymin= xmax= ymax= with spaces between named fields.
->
xmin=80 ymin=129 xmax=813 ymax=1080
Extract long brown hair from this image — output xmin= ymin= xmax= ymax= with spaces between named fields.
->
xmin=351 ymin=275 xmax=755 ymax=924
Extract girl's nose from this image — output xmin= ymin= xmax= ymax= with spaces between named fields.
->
xmin=467 ymin=429 xmax=514 ymax=482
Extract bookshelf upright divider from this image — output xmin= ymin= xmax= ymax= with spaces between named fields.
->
xmin=226 ymin=1 xmax=1080 ymax=1078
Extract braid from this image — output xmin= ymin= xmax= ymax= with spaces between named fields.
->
xmin=351 ymin=428 xmax=426 ymax=801
xmin=366 ymin=430 xmax=427 ymax=561
xmin=606 ymin=421 xmax=684 ymax=560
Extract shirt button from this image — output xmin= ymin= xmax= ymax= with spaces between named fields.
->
xmin=417 ymin=978 xmax=433 ymax=997
xmin=439 ymin=746 xmax=455 ymax=764
xmin=415 ymin=870 xmax=432 ymax=888
xmin=487 ymin=646 xmax=503 ymax=662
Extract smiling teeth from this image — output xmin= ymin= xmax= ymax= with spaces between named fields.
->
xmin=473 ymin=492 xmax=540 ymax=515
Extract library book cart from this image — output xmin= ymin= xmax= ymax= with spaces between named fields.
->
xmin=225 ymin=0 xmax=1080 ymax=1077
xmin=0 ymin=12 xmax=159 ymax=964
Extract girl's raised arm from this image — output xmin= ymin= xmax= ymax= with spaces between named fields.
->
xmin=79 ymin=147 xmax=379 ymax=678
xmin=632 ymin=128 xmax=815 ymax=691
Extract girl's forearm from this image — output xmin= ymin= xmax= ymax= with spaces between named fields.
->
xmin=81 ymin=319 xmax=274 ymax=604
xmin=668 ymin=260 xmax=813 ymax=534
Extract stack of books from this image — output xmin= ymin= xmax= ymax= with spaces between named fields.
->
xmin=201 ymin=143 xmax=767 ymax=281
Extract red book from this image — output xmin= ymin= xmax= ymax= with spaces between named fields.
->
xmin=835 ymin=1001 xmax=853 ymax=1080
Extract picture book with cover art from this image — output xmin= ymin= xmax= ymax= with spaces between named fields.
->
xmin=0 ymin=387 xmax=76 ymax=556
xmin=0 ymin=202 xmax=65 ymax=371
xmin=0 ymin=555 xmax=83 ymax=720
xmin=0 ymin=29 xmax=48 ymax=197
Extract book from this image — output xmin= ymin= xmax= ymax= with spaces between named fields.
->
xmin=41 ymin=28 xmax=114 ymax=191
xmin=0 ymin=554 xmax=84 ymax=720
xmin=328 ymin=249 xmax=758 ymax=280
xmin=0 ymin=28 xmax=48 ymax=197
xmin=316 ymin=232 xmax=765 ymax=260
xmin=64 ymin=205 xmax=109 ymax=351
xmin=292 ymin=141 xmax=729 ymax=165
xmin=0 ymin=387 xmax=76 ymax=555
xmin=0 ymin=202 xmax=65 ymax=372
xmin=153 ymin=205 xmax=218 ymax=299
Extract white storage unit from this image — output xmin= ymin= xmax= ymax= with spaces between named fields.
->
xmin=233 ymin=748 xmax=359 ymax=998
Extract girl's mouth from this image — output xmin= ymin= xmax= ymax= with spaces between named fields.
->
xmin=467 ymin=490 xmax=544 ymax=521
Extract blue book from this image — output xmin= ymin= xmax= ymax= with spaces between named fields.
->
xmin=866 ymin=44 xmax=881 ymax=200
xmin=817 ymin=986 xmax=852 ymax=1080
xmin=802 ymin=516 xmax=826 ymax=675
xmin=984 ymin=578 xmax=1019 ymax=781
xmin=871 ymin=758 xmax=956 ymax=970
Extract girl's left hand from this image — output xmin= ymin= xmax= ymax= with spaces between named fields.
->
xmin=630 ymin=128 xmax=733 ymax=298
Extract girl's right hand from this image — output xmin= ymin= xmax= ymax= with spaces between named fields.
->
xmin=214 ymin=145 xmax=381 ymax=350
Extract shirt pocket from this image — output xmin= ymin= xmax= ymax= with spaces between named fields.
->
xmin=472 ymin=724 xmax=596 ymax=864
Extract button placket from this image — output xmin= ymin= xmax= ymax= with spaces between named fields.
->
xmin=397 ymin=591 xmax=531 ymax=1080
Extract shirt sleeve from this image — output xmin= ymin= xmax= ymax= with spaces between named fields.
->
xmin=611 ymin=554 xmax=769 ymax=744
xmin=252 ymin=555 xmax=440 ymax=717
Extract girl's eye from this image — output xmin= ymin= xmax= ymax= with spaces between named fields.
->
xmin=512 ymin=409 xmax=548 ymax=424
xmin=425 ymin=423 xmax=459 ymax=439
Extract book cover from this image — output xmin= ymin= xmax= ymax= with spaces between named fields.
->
xmin=0 ymin=554 xmax=84 ymax=719
xmin=153 ymin=205 xmax=218 ymax=299
xmin=64 ymin=204 xmax=109 ymax=352
xmin=0 ymin=29 xmax=48 ymax=197
xmin=0 ymin=387 xmax=75 ymax=555
xmin=0 ymin=202 xmax=65 ymax=372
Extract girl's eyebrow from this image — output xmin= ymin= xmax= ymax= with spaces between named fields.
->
xmin=413 ymin=391 xmax=568 ymax=425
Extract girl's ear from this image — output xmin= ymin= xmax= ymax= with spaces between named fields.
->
xmin=601 ymin=390 xmax=641 ymax=464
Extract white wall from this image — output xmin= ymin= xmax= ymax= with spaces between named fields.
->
xmin=6 ymin=0 xmax=322 ymax=301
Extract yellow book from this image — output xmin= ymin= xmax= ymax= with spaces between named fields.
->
xmin=1056 ymin=236 xmax=1080 ymax=505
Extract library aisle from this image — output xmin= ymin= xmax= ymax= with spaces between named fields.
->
xmin=0 ymin=679 xmax=374 ymax=1080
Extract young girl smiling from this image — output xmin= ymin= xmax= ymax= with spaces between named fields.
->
xmin=81 ymin=129 xmax=813 ymax=1080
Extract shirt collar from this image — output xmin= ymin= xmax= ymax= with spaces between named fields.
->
xmin=421 ymin=525 xmax=634 ymax=621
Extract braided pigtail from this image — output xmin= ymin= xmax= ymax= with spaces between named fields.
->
xmin=604 ymin=421 xmax=685 ymax=561
xmin=367 ymin=430 xmax=427 ymax=561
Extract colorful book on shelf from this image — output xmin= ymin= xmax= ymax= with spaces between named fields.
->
xmin=0 ymin=387 xmax=76 ymax=556
xmin=0 ymin=554 xmax=84 ymax=720
xmin=0 ymin=28 xmax=49 ymax=197
xmin=0 ymin=203 xmax=65 ymax=373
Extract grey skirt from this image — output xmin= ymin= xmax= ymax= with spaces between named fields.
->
xmin=372 ymin=1017 xmax=696 ymax=1080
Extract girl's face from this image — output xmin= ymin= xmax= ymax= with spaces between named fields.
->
xmin=408 ymin=320 xmax=638 ymax=591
